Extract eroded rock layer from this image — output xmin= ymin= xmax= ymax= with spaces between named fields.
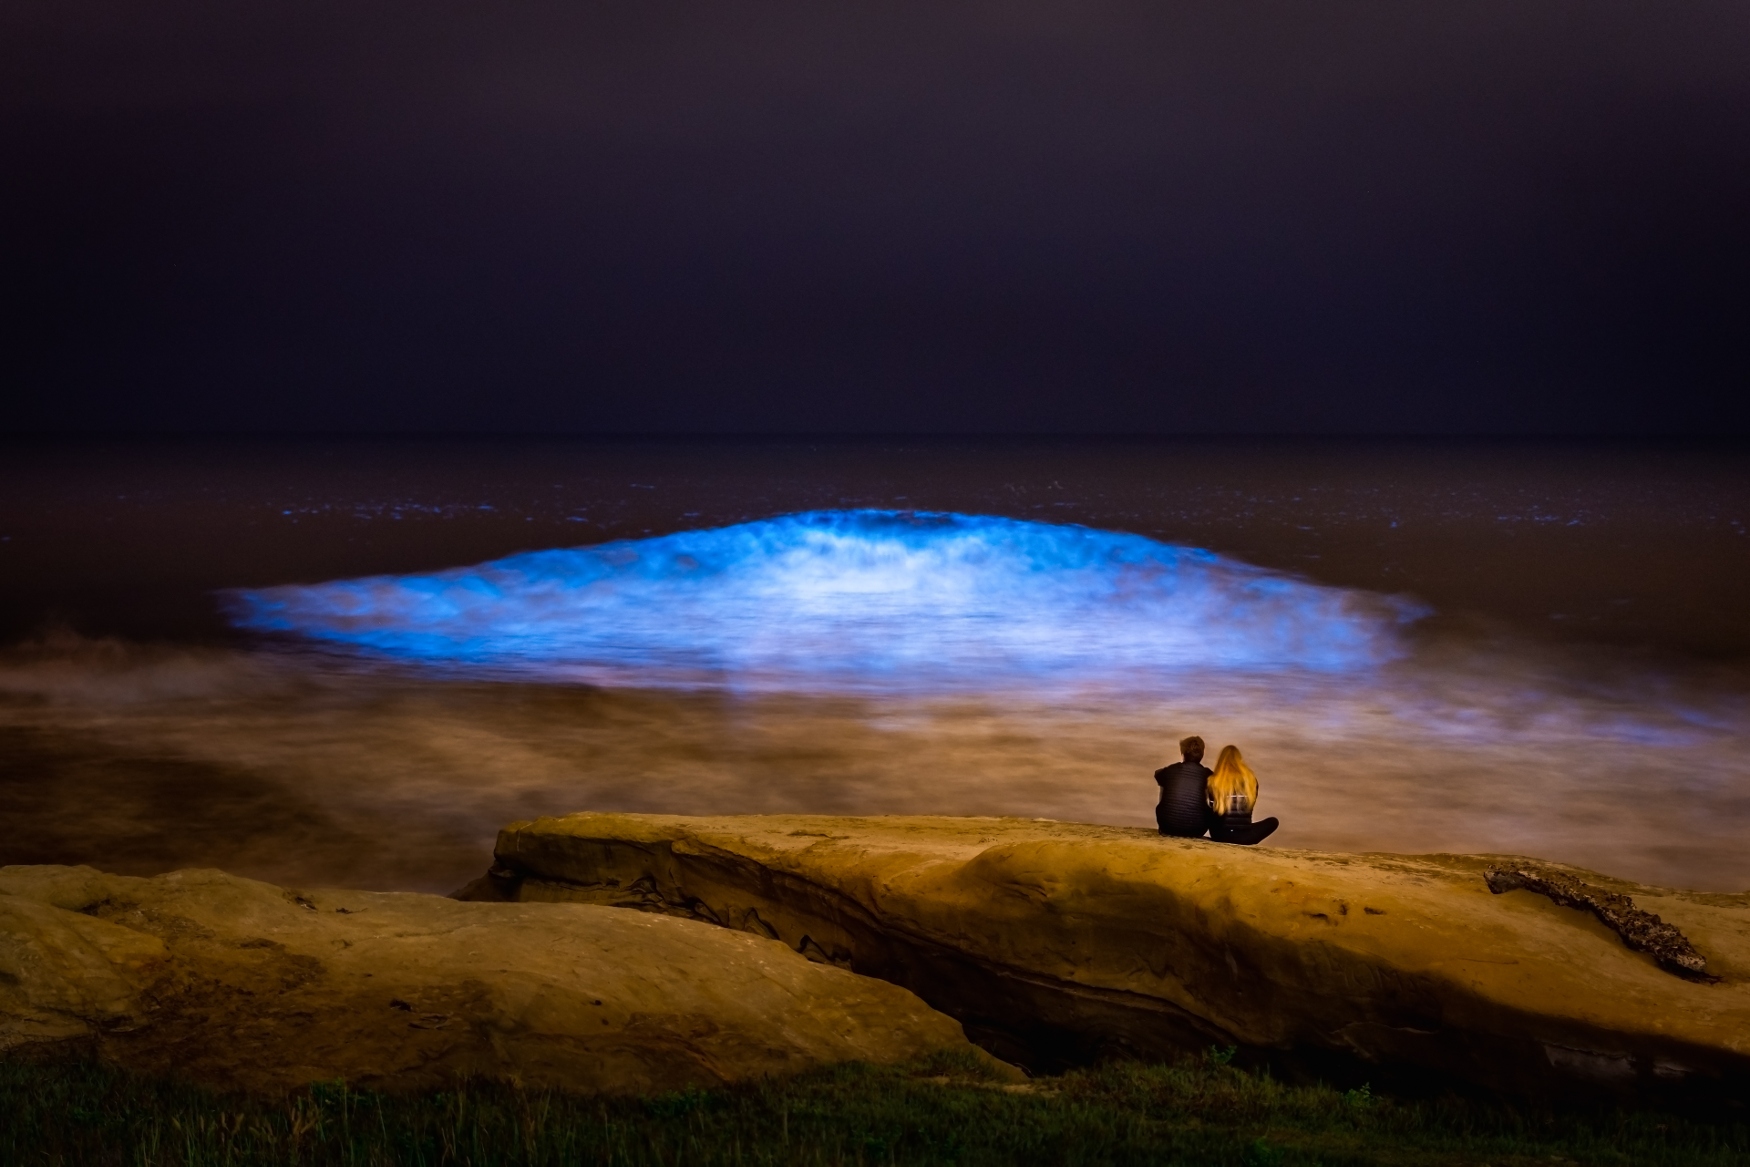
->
xmin=0 ymin=865 xmax=987 ymax=1094
xmin=476 ymin=813 xmax=1750 ymax=1097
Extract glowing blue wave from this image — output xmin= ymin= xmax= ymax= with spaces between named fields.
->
xmin=226 ymin=510 xmax=1427 ymax=691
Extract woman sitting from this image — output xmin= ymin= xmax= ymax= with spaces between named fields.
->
xmin=1205 ymin=745 xmax=1279 ymax=845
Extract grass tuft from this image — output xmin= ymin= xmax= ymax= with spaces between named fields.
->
xmin=2 ymin=1048 xmax=1745 ymax=1166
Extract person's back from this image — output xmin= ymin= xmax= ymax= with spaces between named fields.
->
xmin=1154 ymin=735 xmax=1212 ymax=837
xmin=1205 ymin=744 xmax=1278 ymax=846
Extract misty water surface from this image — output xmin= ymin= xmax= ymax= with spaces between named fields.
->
xmin=3 ymin=439 xmax=1748 ymax=893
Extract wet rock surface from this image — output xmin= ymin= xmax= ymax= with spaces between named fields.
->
xmin=0 ymin=865 xmax=988 ymax=1094
xmin=476 ymin=812 xmax=1750 ymax=1098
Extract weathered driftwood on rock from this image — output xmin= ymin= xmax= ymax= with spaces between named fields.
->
xmin=1485 ymin=865 xmax=1712 ymax=979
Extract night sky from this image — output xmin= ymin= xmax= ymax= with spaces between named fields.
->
xmin=5 ymin=0 xmax=1748 ymax=435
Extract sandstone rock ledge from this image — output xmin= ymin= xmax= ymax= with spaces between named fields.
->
xmin=474 ymin=813 xmax=1750 ymax=1098
xmin=0 ymin=865 xmax=990 ymax=1094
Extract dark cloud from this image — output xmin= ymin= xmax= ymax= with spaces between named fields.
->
xmin=4 ymin=0 xmax=1748 ymax=434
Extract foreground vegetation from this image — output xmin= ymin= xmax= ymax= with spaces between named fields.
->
xmin=4 ymin=1049 xmax=1746 ymax=1167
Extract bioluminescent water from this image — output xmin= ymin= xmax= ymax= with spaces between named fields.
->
xmin=227 ymin=511 xmax=1425 ymax=691
xmin=5 ymin=440 xmax=1750 ymax=895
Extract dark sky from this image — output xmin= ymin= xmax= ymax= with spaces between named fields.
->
xmin=4 ymin=0 xmax=1748 ymax=435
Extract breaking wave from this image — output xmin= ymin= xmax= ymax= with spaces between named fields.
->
xmin=227 ymin=510 xmax=1427 ymax=692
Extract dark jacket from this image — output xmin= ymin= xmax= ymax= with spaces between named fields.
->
xmin=1153 ymin=760 xmax=1212 ymax=837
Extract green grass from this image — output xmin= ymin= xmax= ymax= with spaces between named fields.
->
xmin=3 ymin=1049 xmax=1745 ymax=1167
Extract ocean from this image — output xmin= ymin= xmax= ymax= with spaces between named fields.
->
xmin=3 ymin=437 xmax=1747 ymax=894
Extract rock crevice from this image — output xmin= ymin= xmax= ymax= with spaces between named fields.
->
xmin=473 ymin=812 xmax=1750 ymax=1098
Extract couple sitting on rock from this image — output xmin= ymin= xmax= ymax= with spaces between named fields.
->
xmin=1154 ymin=736 xmax=1279 ymax=845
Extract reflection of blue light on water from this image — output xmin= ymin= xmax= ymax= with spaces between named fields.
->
xmin=227 ymin=510 xmax=1427 ymax=692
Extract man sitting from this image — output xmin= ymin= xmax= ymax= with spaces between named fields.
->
xmin=1154 ymin=735 xmax=1212 ymax=837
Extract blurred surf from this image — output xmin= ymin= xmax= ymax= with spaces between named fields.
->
xmin=226 ymin=511 xmax=1426 ymax=690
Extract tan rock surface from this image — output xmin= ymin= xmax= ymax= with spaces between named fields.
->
xmin=0 ymin=864 xmax=988 ymax=1094
xmin=481 ymin=812 xmax=1750 ymax=1096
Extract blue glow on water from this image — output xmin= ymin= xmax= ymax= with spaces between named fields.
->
xmin=227 ymin=510 xmax=1427 ymax=692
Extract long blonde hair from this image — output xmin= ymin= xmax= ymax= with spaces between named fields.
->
xmin=1206 ymin=745 xmax=1258 ymax=816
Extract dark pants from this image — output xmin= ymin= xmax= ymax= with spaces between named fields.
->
xmin=1209 ymin=811 xmax=1279 ymax=845
xmin=1155 ymin=803 xmax=1205 ymax=838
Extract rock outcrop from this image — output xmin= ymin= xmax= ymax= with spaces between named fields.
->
xmin=0 ymin=864 xmax=993 ymax=1094
xmin=472 ymin=812 xmax=1750 ymax=1098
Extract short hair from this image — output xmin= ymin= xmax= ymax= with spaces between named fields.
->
xmin=1179 ymin=735 xmax=1205 ymax=761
